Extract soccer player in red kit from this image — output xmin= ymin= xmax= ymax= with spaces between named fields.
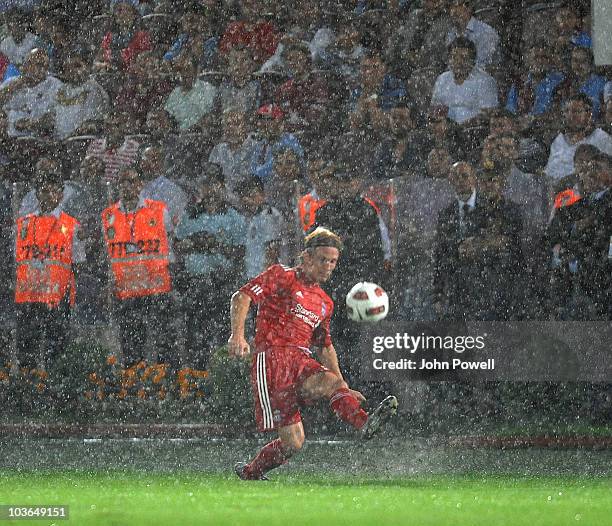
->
xmin=229 ymin=227 xmax=397 ymax=480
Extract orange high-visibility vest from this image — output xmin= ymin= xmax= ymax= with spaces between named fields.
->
xmin=298 ymin=193 xmax=384 ymax=231
xmin=15 ymin=212 xmax=78 ymax=307
xmin=102 ymin=199 xmax=172 ymax=300
xmin=298 ymin=192 xmax=326 ymax=231
xmin=553 ymin=188 xmax=581 ymax=209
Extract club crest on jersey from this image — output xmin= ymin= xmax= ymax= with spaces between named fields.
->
xmin=296 ymin=291 xmax=304 ymax=298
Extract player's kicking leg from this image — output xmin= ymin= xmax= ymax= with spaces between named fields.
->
xmin=300 ymin=372 xmax=398 ymax=439
xmin=235 ymin=422 xmax=304 ymax=481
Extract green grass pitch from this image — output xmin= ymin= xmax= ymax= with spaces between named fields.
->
xmin=1 ymin=471 xmax=611 ymax=525
xmin=0 ymin=438 xmax=610 ymax=525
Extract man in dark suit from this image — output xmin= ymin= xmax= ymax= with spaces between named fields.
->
xmin=433 ymin=161 xmax=525 ymax=321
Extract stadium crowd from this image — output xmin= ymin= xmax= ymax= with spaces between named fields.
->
xmin=0 ymin=0 xmax=610 ymax=393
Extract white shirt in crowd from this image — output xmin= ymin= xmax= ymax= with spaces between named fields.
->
xmin=259 ymin=27 xmax=335 ymax=73
xmin=4 ymin=75 xmax=62 ymax=136
xmin=0 ymin=32 xmax=37 ymax=65
xmin=164 ymin=79 xmax=217 ymax=131
xmin=544 ymin=128 xmax=612 ymax=180
xmin=140 ymin=175 xmax=187 ymax=228
xmin=54 ymin=77 xmax=109 ymax=139
xmin=431 ymin=66 xmax=498 ymax=124
xmin=208 ymin=134 xmax=261 ymax=202
xmin=446 ymin=17 xmax=500 ymax=69
xmin=244 ymin=205 xmax=282 ymax=279
xmin=457 ymin=188 xmax=476 ymax=235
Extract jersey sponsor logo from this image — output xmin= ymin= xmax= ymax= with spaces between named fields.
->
xmin=291 ymin=302 xmax=321 ymax=328
xmin=251 ymin=284 xmax=263 ymax=296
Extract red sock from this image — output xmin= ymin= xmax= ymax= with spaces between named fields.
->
xmin=329 ymin=388 xmax=368 ymax=429
xmin=244 ymin=439 xmax=291 ymax=479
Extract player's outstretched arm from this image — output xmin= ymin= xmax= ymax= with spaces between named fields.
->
xmin=228 ymin=291 xmax=252 ymax=358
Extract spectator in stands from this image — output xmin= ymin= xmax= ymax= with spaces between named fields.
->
xmin=555 ymin=0 xmax=591 ymax=50
xmin=261 ymin=2 xmax=336 ymax=72
xmin=488 ymin=108 xmax=548 ymax=174
xmin=86 ymin=109 xmax=141 ymax=181
xmin=163 ymin=3 xmax=219 ymax=70
xmin=273 ymin=40 xmax=331 ymax=131
xmin=14 ymin=157 xmax=85 ymax=373
xmin=54 ymin=50 xmax=109 ymax=139
xmin=217 ymin=43 xmax=261 ymax=113
xmin=236 ymin=175 xmax=281 ymax=278
xmin=218 ymin=0 xmax=280 ymax=65
xmin=32 ymin=10 xmax=70 ymax=75
xmin=350 ymin=50 xmax=407 ymax=118
xmin=144 ymin=107 xmax=176 ymax=142
xmin=559 ymin=47 xmax=607 ymax=121
xmin=446 ymin=0 xmax=499 ymax=69
xmin=426 ymin=147 xmax=453 ymax=180
xmin=64 ymin=154 xmax=107 ymax=234
xmin=545 ymin=94 xmax=612 ymax=181
xmin=95 ymin=0 xmax=152 ymax=72
xmin=362 ymin=101 xmax=416 ymax=179
xmin=348 ymin=51 xmax=408 ymax=165
xmin=0 ymin=8 xmax=36 ymax=74
xmin=164 ymin=54 xmax=216 ymax=131
xmin=101 ymin=162 xmax=177 ymax=369
xmin=385 ymin=0 xmax=452 ymax=79
xmin=137 ymin=143 xmax=187 ymax=227
xmin=252 ymin=103 xmax=303 ymax=182
xmin=1 ymin=47 xmax=61 ymax=137
xmin=63 ymin=154 xmax=109 ymax=324
xmin=432 ymin=160 xmax=477 ymax=317
xmin=431 ymin=37 xmax=498 ymax=125
xmin=209 ymin=108 xmax=260 ymax=202
xmin=482 ymin=132 xmax=548 ymax=262
xmin=319 ymin=14 xmax=364 ymax=83
xmin=433 ymin=160 xmax=524 ymax=321
xmin=546 ymin=146 xmax=611 ymax=319
xmin=175 ymin=163 xmax=245 ymax=369
xmin=265 ymin=145 xmax=305 ymax=214
xmin=401 ymin=105 xmax=462 ymax=176
xmin=393 ymin=143 xmax=456 ymax=315
xmin=505 ymin=42 xmax=565 ymax=119
xmin=116 ymin=51 xmax=173 ymax=130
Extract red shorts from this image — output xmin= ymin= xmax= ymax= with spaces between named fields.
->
xmin=251 ymin=346 xmax=329 ymax=432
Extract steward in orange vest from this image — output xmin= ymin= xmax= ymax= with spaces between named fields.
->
xmin=102 ymin=198 xmax=172 ymax=300
xmin=102 ymin=164 xmax=176 ymax=368
xmin=16 ymin=211 xmax=78 ymax=306
xmin=15 ymin=159 xmax=83 ymax=371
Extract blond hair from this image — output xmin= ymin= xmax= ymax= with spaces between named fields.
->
xmin=304 ymin=227 xmax=343 ymax=251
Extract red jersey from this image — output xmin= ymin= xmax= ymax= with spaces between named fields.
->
xmin=240 ymin=264 xmax=334 ymax=353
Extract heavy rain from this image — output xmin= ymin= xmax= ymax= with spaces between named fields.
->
xmin=0 ymin=0 xmax=610 ymax=525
